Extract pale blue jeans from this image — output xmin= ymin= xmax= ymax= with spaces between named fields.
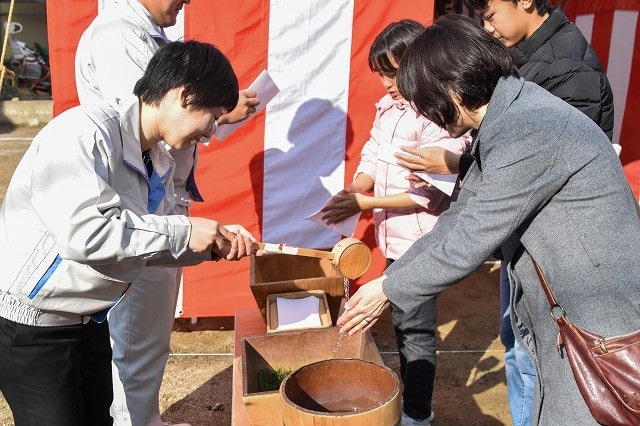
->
xmin=500 ymin=261 xmax=536 ymax=426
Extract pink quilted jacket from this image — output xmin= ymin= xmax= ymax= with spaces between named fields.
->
xmin=355 ymin=94 xmax=471 ymax=260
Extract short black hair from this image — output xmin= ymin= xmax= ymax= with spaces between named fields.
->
xmin=368 ymin=19 xmax=425 ymax=74
xmin=397 ymin=14 xmax=518 ymax=128
xmin=463 ymin=0 xmax=550 ymax=16
xmin=134 ymin=40 xmax=239 ymax=112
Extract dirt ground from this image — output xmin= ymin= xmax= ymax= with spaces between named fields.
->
xmin=0 ymin=124 xmax=511 ymax=426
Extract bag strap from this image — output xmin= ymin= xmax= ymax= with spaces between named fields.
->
xmin=527 ymin=251 xmax=569 ymax=324
xmin=529 ymin=255 xmax=558 ymax=308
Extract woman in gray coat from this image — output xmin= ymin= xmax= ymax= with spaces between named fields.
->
xmin=337 ymin=14 xmax=640 ymax=425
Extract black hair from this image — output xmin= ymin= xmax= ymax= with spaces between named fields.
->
xmin=397 ymin=14 xmax=518 ymax=128
xmin=368 ymin=19 xmax=425 ymax=74
xmin=463 ymin=0 xmax=550 ymax=16
xmin=134 ymin=40 xmax=239 ymax=112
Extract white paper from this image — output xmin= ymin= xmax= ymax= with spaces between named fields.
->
xmin=377 ymin=143 xmax=458 ymax=196
xmin=305 ymin=197 xmax=360 ymax=237
xmin=276 ymin=296 xmax=321 ymax=330
xmin=412 ymin=171 xmax=458 ymax=196
xmin=214 ymin=69 xmax=280 ymax=141
xmin=261 ymin=243 xmax=300 ymax=255
xmin=376 ymin=142 xmax=403 ymax=165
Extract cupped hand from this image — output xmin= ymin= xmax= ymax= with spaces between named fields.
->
xmin=336 ymin=276 xmax=390 ymax=335
xmin=320 ymin=192 xmax=364 ymax=224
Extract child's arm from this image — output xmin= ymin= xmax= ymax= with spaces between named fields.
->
xmin=322 ymin=190 xmax=418 ymax=225
xmin=321 ymin=172 xmax=374 ymax=224
xmin=347 ymin=172 xmax=375 ymax=194
xmin=357 ymin=192 xmax=418 ymax=210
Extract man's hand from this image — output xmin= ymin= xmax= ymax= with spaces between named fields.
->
xmin=187 ymin=220 xmax=260 ymax=260
xmin=215 ymin=224 xmax=261 ymax=260
xmin=217 ymin=89 xmax=260 ymax=125
xmin=187 ymin=217 xmax=233 ymax=253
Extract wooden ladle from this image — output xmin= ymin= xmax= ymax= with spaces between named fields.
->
xmin=253 ymin=237 xmax=371 ymax=279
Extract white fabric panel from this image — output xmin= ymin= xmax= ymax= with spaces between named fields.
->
xmin=575 ymin=13 xmax=594 ymax=43
xmin=262 ymin=0 xmax=354 ymax=247
xmin=608 ymin=11 xmax=637 ymax=145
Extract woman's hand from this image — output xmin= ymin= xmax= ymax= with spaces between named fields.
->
xmin=336 ymin=276 xmax=390 ymax=335
xmin=396 ymin=146 xmax=461 ymax=175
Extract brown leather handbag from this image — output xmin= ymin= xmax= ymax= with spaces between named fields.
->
xmin=530 ymin=256 xmax=640 ymax=425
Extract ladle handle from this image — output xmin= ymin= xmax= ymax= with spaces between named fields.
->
xmin=253 ymin=242 xmax=334 ymax=260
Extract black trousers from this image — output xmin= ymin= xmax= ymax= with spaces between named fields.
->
xmin=388 ymin=258 xmax=437 ymax=421
xmin=0 ymin=316 xmax=113 ymax=426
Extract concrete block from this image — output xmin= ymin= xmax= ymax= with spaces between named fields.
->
xmin=0 ymin=100 xmax=52 ymax=126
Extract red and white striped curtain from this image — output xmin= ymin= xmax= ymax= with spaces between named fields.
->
xmin=46 ymin=0 xmax=435 ymax=317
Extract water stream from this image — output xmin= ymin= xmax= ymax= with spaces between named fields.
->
xmin=332 ymin=276 xmax=351 ymax=354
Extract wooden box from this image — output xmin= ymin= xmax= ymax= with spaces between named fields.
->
xmin=266 ymin=290 xmax=332 ymax=333
xmin=241 ymin=326 xmax=383 ymax=426
xmin=250 ymin=252 xmax=345 ymax=325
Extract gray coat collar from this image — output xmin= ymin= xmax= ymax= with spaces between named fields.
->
xmin=472 ymin=76 xmax=526 ymax=161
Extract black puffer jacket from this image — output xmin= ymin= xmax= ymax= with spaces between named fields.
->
xmin=510 ymin=7 xmax=614 ymax=140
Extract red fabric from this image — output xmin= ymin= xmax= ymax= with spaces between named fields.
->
xmin=181 ymin=1 xmax=271 ymax=316
xmin=43 ymin=0 xmax=640 ymax=316
xmin=43 ymin=1 xmax=436 ymax=317
xmin=46 ymin=0 xmax=95 ymax=116
xmin=563 ymin=0 xmax=640 ymax=16
xmin=590 ymin=11 xmax=614 ymax=72
xmin=181 ymin=1 xmax=435 ymax=317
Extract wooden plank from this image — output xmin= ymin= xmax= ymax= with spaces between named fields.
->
xmin=232 ymin=307 xmax=267 ymax=426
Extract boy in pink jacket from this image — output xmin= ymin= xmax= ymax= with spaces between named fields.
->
xmin=322 ymin=19 xmax=470 ymax=426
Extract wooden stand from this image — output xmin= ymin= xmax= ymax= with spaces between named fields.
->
xmin=234 ymin=251 xmax=377 ymax=425
xmin=232 ymin=307 xmax=266 ymax=426
xmin=250 ymin=253 xmax=344 ymax=324
xmin=232 ymin=307 xmax=384 ymax=426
